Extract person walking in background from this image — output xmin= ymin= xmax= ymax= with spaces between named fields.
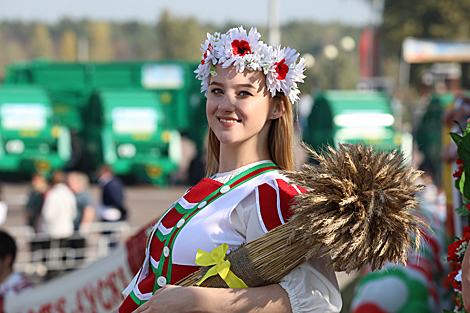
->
xmin=0 ymin=230 xmax=33 ymax=299
xmin=67 ymin=171 xmax=94 ymax=266
xmin=24 ymin=174 xmax=48 ymax=230
xmin=37 ymin=170 xmax=76 ymax=240
xmin=0 ymin=184 xmax=7 ymax=226
xmin=67 ymin=172 xmax=95 ymax=231
xmin=97 ymin=165 xmax=127 ymax=223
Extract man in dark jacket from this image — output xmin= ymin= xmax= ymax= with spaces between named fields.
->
xmin=97 ymin=165 xmax=127 ymax=222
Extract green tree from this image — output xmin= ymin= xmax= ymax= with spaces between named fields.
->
xmin=89 ymin=21 xmax=114 ymax=61
xmin=381 ymin=0 xmax=470 ymax=57
xmin=60 ymin=29 xmax=78 ymax=61
xmin=30 ymin=23 xmax=54 ymax=59
xmin=156 ymin=11 xmax=205 ymax=60
xmin=281 ymin=21 xmax=361 ymax=92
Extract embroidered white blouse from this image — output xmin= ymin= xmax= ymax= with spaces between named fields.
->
xmin=212 ymin=160 xmax=342 ymax=313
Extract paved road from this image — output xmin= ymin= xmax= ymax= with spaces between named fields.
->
xmin=2 ymin=182 xmax=189 ymax=230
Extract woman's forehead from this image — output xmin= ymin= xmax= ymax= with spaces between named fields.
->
xmin=212 ymin=65 xmax=266 ymax=86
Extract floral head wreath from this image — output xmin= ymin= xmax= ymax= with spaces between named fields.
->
xmin=195 ymin=26 xmax=306 ymax=103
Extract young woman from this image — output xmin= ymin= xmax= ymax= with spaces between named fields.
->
xmin=119 ymin=26 xmax=341 ymax=313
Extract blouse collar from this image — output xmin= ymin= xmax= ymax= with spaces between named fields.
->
xmin=212 ymin=160 xmax=274 ymax=184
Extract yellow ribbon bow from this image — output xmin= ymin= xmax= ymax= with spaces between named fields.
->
xmin=195 ymin=243 xmax=248 ymax=288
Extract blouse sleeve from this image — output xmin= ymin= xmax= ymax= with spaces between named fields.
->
xmin=230 ymin=178 xmax=342 ymax=313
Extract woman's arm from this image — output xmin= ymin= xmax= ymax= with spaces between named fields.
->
xmin=132 ymin=284 xmax=292 ymax=313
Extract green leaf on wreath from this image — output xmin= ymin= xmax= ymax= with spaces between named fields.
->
xmin=458 ymin=133 xmax=470 ymax=199
xmin=451 ymin=132 xmax=463 ymax=145
xmin=454 ymin=120 xmax=465 ymax=134
xmin=456 ymin=205 xmax=470 ymax=216
xmin=465 ymin=120 xmax=470 ymax=136
xmin=443 ymin=310 xmax=453 ymax=313
xmin=456 ymin=176 xmax=462 ymax=190
xmin=460 ymin=170 xmax=466 ymax=194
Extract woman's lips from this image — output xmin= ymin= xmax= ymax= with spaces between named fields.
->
xmin=218 ymin=117 xmax=241 ymax=126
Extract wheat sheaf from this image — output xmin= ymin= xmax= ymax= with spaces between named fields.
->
xmin=178 ymin=143 xmax=428 ymax=287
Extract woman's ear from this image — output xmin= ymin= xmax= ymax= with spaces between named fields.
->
xmin=271 ymin=96 xmax=285 ymax=119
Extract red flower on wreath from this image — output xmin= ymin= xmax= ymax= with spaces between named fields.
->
xmin=201 ymin=44 xmax=213 ymax=65
xmin=274 ymin=58 xmax=289 ymax=80
xmin=447 ymin=270 xmax=459 ymax=283
xmin=447 ymin=270 xmax=463 ymax=291
xmin=447 ymin=239 xmax=465 ymax=261
xmin=454 ymin=159 xmax=465 ymax=177
xmin=463 ymin=225 xmax=470 ymax=242
xmin=232 ymin=40 xmax=251 ymax=57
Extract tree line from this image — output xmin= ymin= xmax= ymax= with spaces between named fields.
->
xmin=0 ymin=11 xmax=362 ymax=93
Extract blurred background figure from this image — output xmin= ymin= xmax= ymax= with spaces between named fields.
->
xmin=0 ymin=230 xmax=33 ymax=298
xmin=24 ymin=174 xmax=48 ymax=230
xmin=67 ymin=171 xmax=94 ymax=266
xmin=0 ymin=184 xmax=7 ymax=226
xmin=97 ymin=165 xmax=127 ymax=223
xmin=67 ymin=171 xmax=95 ymax=231
xmin=36 ymin=170 xmax=76 ymax=241
xmin=440 ymin=95 xmax=470 ymax=163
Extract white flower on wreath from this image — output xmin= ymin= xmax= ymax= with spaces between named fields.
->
xmin=197 ymin=32 xmax=221 ymax=92
xmin=219 ymin=26 xmax=262 ymax=73
xmin=266 ymin=46 xmax=306 ymax=103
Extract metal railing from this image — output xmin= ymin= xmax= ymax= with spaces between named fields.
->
xmin=4 ymin=222 xmax=135 ymax=281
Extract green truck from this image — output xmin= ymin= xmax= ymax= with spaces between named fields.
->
xmin=303 ymin=90 xmax=411 ymax=157
xmin=2 ymin=60 xmax=207 ymax=184
xmin=0 ymin=86 xmax=71 ymax=176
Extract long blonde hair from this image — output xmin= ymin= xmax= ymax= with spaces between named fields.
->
xmin=206 ymin=93 xmax=296 ymax=176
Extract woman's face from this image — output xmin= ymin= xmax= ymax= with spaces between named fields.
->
xmin=206 ymin=65 xmax=283 ymax=149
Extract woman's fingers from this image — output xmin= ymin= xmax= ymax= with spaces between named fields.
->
xmin=132 ymin=300 xmax=149 ymax=313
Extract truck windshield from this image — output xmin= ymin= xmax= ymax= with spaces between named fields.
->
xmin=1 ymin=104 xmax=47 ymax=130
xmin=112 ymin=107 xmax=158 ymax=134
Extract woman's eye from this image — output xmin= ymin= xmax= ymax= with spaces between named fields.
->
xmin=211 ymin=88 xmax=223 ymax=94
xmin=239 ymin=91 xmax=253 ymax=96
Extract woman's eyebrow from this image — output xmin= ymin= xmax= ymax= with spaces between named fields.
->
xmin=210 ymin=81 xmax=224 ymax=86
xmin=236 ymin=84 xmax=256 ymax=89
xmin=209 ymin=82 xmax=256 ymax=89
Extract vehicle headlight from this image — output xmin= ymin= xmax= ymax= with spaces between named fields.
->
xmin=5 ymin=140 xmax=25 ymax=154
xmin=117 ymin=143 xmax=136 ymax=158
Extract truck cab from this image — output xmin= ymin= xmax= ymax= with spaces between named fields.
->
xmin=0 ymin=86 xmax=71 ymax=176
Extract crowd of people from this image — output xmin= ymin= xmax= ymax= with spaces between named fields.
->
xmin=24 ymin=166 xmax=127 ymax=234
xmin=0 ymin=165 xmax=128 ymax=303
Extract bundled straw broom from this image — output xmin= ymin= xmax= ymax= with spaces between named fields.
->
xmin=177 ymin=143 xmax=429 ymax=288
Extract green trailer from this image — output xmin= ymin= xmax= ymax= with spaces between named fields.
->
xmin=2 ymin=60 xmax=207 ymax=183
xmin=304 ymin=90 xmax=411 ymax=156
xmin=0 ymin=86 xmax=71 ymax=176
xmin=85 ymin=88 xmax=181 ymax=185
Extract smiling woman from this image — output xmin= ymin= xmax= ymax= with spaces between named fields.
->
xmin=206 ymin=65 xmax=284 ymax=173
xmin=119 ymin=26 xmax=341 ymax=313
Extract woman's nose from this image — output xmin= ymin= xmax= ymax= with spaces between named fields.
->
xmin=218 ymin=94 xmax=236 ymax=111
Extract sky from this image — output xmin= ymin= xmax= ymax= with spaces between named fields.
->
xmin=0 ymin=0 xmax=378 ymax=26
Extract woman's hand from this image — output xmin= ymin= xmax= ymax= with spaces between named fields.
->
xmin=131 ymin=284 xmax=291 ymax=313
xmin=132 ymin=285 xmax=197 ymax=313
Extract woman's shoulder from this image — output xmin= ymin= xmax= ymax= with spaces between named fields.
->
xmin=255 ymin=176 xmax=307 ymax=233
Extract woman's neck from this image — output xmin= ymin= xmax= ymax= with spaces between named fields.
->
xmin=218 ymin=141 xmax=271 ymax=173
